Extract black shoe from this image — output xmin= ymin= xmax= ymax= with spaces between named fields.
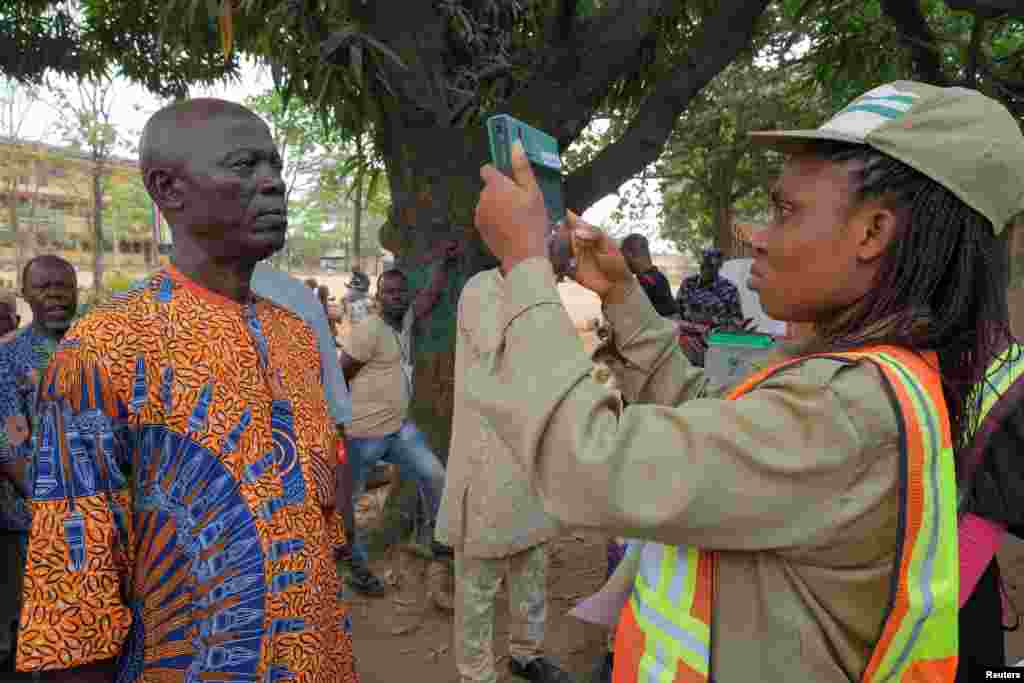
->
xmin=509 ymin=657 xmax=575 ymax=683
xmin=431 ymin=540 xmax=454 ymax=559
xmin=589 ymin=653 xmax=613 ymax=683
xmin=346 ymin=562 xmax=387 ymax=597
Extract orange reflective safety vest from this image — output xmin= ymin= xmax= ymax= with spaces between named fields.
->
xmin=613 ymin=347 xmax=959 ymax=682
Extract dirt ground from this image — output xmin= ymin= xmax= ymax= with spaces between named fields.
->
xmin=348 ymin=486 xmax=610 ymax=683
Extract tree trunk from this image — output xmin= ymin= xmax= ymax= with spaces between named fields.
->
xmin=92 ymin=166 xmax=104 ymax=298
xmin=352 ymin=167 xmax=363 ymax=273
xmin=368 ymin=123 xmax=494 ymax=551
xmin=352 ymin=134 xmax=365 ymax=272
xmin=8 ymin=196 xmax=21 ymax=290
xmin=713 ymin=204 xmax=736 ymax=256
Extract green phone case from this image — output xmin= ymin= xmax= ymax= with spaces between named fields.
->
xmin=486 ymin=114 xmax=566 ymax=226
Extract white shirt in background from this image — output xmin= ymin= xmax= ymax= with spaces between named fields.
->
xmin=719 ymin=258 xmax=787 ymax=337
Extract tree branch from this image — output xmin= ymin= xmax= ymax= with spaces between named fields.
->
xmin=965 ymin=13 xmax=987 ymax=89
xmin=564 ymin=0 xmax=772 ymax=213
xmin=880 ymin=0 xmax=949 ymax=85
xmin=506 ymin=0 xmax=673 ymax=146
xmin=944 ymin=0 xmax=1024 ymax=20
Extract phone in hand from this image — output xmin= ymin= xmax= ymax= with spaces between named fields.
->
xmin=486 ymin=114 xmax=575 ymax=280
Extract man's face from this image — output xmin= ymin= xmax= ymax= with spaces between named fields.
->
xmin=0 ymin=303 xmax=18 ymax=336
xmin=169 ymin=113 xmax=287 ymax=263
xmin=747 ymin=154 xmax=874 ymax=323
xmin=23 ymin=262 xmax=77 ymax=333
xmin=621 ymin=247 xmax=642 ymax=274
xmin=699 ymin=255 xmax=721 ymax=282
xmin=377 ymin=274 xmax=410 ymax=318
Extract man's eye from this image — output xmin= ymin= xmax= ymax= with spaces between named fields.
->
xmin=233 ymin=159 xmax=255 ymax=169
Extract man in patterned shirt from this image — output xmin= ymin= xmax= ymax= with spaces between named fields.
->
xmin=13 ymin=99 xmax=359 ymax=682
xmin=675 ymin=247 xmax=743 ymax=327
xmin=674 ymin=247 xmax=745 ymax=366
xmin=0 ymin=255 xmax=78 ymax=675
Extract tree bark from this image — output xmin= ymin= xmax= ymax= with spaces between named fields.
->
xmin=92 ymin=164 xmax=104 ymax=298
xmin=880 ymin=0 xmax=949 ymax=85
xmin=352 ymin=163 xmax=364 ymax=272
xmin=8 ymin=195 xmax=21 ymax=289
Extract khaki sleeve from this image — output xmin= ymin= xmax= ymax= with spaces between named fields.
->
xmin=466 ymin=258 xmax=895 ymax=551
xmin=345 ymin=317 xmax=379 ymax=363
xmin=596 ymin=277 xmax=708 ymax=405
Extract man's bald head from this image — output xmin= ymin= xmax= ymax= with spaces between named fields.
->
xmin=621 ymin=233 xmax=653 ymax=274
xmin=139 ymin=98 xmax=267 ymax=176
xmin=621 ymin=234 xmax=650 ymax=258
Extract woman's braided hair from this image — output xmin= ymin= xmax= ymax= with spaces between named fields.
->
xmin=807 ymin=141 xmax=1019 ymax=478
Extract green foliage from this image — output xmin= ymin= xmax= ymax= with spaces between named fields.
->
xmin=103 ymin=173 xmax=151 ymax=238
xmin=790 ymin=0 xmax=1024 ymax=119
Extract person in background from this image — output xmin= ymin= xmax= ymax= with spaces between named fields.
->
xmin=675 ymin=247 xmax=745 ymax=365
xmin=250 ymin=262 xmax=355 ymax=559
xmin=675 ymin=247 xmax=743 ymax=328
xmin=470 ymin=81 xmax=1024 ymax=681
xmin=437 ymin=266 xmax=571 ymax=683
xmin=0 ymin=297 xmax=19 ymax=337
xmin=305 ymin=277 xmax=318 ymax=290
xmin=344 ymin=270 xmax=373 ymax=327
xmin=317 ymin=284 xmax=340 ymax=337
xmin=0 ymin=255 xmax=77 ymax=677
xmin=339 ymin=245 xmax=459 ymax=604
xmin=620 ymin=234 xmax=678 ymax=318
xmin=12 ymin=99 xmax=359 ymax=682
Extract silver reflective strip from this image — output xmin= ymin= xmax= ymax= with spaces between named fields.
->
xmin=639 ymin=542 xmax=663 ymax=590
xmin=666 ymin=547 xmax=689 ymax=606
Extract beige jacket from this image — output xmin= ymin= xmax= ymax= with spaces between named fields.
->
xmin=435 ymin=268 xmax=561 ymax=558
xmin=467 ymin=258 xmax=910 ymax=682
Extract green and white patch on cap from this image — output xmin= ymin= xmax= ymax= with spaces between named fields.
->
xmin=750 ymin=80 xmax=1024 ymax=233
xmin=820 ymin=84 xmax=921 ymax=141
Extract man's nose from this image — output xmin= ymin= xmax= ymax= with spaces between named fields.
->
xmin=257 ymin=165 xmax=286 ymax=194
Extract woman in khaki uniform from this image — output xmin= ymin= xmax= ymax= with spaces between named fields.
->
xmin=469 ymin=82 xmax=1024 ymax=681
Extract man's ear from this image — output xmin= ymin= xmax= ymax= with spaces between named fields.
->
xmin=852 ymin=200 xmax=900 ymax=264
xmin=144 ymin=167 xmax=184 ymax=213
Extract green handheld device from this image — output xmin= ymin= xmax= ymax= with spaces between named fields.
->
xmin=486 ymin=114 xmax=574 ymax=279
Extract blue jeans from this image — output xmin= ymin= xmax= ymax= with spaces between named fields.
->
xmin=346 ymin=421 xmax=445 ymax=567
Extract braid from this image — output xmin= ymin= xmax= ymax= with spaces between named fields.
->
xmin=806 ymin=142 xmax=1019 ymax=477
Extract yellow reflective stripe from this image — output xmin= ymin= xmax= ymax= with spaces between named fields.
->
xmin=866 ymin=354 xmax=958 ymax=681
xmin=975 ymin=345 xmax=1024 ymax=427
xmin=633 ymin=544 xmax=711 ymax=678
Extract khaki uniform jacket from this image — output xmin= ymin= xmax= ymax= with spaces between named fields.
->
xmin=436 ymin=268 xmax=561 ymax=558
xmin=466 ymin=258 xmax=908 ymax=682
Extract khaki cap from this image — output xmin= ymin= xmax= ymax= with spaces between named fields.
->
xmin=751 ymin=81 xmax=1024 ymax=234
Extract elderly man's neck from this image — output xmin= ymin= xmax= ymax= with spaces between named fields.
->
xmin=171 ymin=250 xmax=259 ymax=303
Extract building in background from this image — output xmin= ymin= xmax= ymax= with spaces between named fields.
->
xmin=0 ymin=137 xmax=164 ymax=291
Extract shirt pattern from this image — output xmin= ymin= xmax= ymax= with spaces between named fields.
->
xmin=675 ymin=274 xmax=743 ymax=327
xmin=16 ymin=267 xmax=358 ymax=682
xmin=0 ymin=326 xmax=58 ymax=531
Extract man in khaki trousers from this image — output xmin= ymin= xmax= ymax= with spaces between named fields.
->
xmin=436 ymin=267 xmax=572 ymax=683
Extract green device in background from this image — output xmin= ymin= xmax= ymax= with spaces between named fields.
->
xmin=486 ymin=114 xmax=574 ymax=279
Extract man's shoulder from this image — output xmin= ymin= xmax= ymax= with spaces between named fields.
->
xmin=0 ymin=326 xmax=30 ymax=352
xmin=251 ymin=265 xmax=320 ymax=320
xmin=461 ymin=269 xmax=502 ymax=312
xmin=715 ymin=276 xmax=740 ymax=293
xmin=58 ymin=275 xmax=163 ymax=358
